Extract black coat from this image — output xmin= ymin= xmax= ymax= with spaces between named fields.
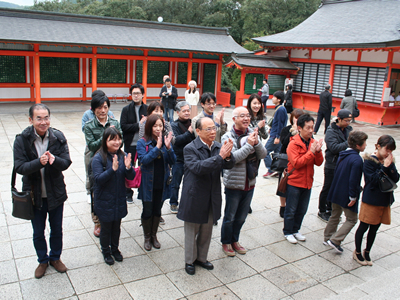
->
xmin=159 ymin=86 xmax=178 ymax=109
xmin=13 ymin=126 xmax=72 ymax=211
xmin=284 ymin=90 xmax=293 ymax=114
xmin=319 ymin=90 xmax=332 ymax=112
xmin=324 ymin=122 xmax=352 ymax=169
xmin=120 ymin=102 xmax=148 ymax=148
xmin=362 ymin=154 xmax=399 ymax=207
xmin=177 ymin=137 xmax=235 ymax=224
xmin=171 ymin=119 xmax=195 ymax=163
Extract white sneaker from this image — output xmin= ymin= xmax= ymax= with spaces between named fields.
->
xmin=87 ymin=194 xmax=91 ymax=204
xmin=285 ymin=234 xmax=298 ymax=244
xmin=293 ymin=232 xmax=306 ymax=241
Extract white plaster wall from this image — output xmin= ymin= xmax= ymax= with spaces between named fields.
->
xmin=0 ymin=88 xmax=30 ymax=99
xmin=335 ymin=50 xmax=358 ymax=61
xmin=98 ymin=88 xmax=130 ymax=97
xmin=311 ymin=49 xmax=332 ymax=60
xmin=290 ymin=49 xmax=309 ymax=59
xmin=41 ymin=88 xmax=82 ymax=98
xmin=393 ymin=52 xmax=400 ymax=64
xmin=361 ymin=50 xmax=388 ymax=63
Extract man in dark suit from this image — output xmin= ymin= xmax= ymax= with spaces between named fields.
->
xmin=177 ymin=117 xmax=234 ymax=275
xmin=120 ymin=83 xmax=148 ymax=202
xmin=159 ymin=78 xmax=178 ymax=122
xmin=314 ymin=85 xmax=333 ymax=135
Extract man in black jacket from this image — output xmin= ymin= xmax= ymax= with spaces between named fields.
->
xmin=170 ymin=101 xmax=195 ymax=213
xmin=318 ymin=109 xmax=353 ymax=222
xmin=13 ymin=104 xmax=72 ymax=279
xmin=159 ymin=78 xmax=178 ymax=122
xmin=120 ymin=83 xmax=148 ymax=202
xmin=314 ymin=85 xmax=333 ymax=135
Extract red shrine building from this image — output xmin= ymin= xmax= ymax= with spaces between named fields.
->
xmin=0 ymin=8 xmax=248 ymax=106
xmin=252 ymin=0 xmax=400 ymax=125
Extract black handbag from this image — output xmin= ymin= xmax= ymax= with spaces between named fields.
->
xmin=353 ymin=98 xmax=360 ymax=118
xmin=378 ymin=170 xmax=398 ymax=193
xmin=271 ymin=153 xmax=288 ymax=173
xmin=11 ymin=167 xmax=34 ymax=220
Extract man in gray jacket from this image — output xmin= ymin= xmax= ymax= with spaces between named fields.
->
xmin=220 ymin=107 xmax=267 ymax=256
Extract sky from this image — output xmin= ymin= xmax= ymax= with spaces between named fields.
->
xmin=4 ymin=0 xmax=35 ymax=7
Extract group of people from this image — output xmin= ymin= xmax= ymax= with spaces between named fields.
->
xmin=13 ymin=81 xmax=398 ymax=279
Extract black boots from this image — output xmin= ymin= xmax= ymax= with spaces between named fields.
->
xmin=142 ymin=216 xmax=161 ymax=251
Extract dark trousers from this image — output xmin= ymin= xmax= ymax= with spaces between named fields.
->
xmin=125 ymin=145 xmax=137 ymax=198
xmin=31 ymin=199 xmax=64 ymax=264
xmin=283 ymin=184 xmax=311 ymax=235
xmin=170 ymin=161 xmax=184 ymax=206
xmin=99 ymin=219 xmax=122 ymax=255
xmin=221 ymin=188 xmax=254 ymax=244
xmin=318 ymin=167 xmax=334 ymax=213
xmin=314 ymin=110 xmax=331 ymax=134
xmin=142 ymin=188 xmax=163 ymax=219
xmin=261 ymin=96 xmax=268 ymax=113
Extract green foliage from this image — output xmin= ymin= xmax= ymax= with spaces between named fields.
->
xmin=231 ymin=68 xmax=241 ymax=91
xmin=0 ymin=56 xmax=26 ymax=83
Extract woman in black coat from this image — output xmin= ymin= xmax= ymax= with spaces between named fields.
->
xmin=354 ymin=135 xmax=399 ymax=266
xmin=92 ymin=127 xmax=135 ymax=265
xmin=284 ymin=84 xmax=293 ymax=114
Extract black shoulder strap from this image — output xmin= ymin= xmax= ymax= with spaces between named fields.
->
xmin=12 ymin=134 xmax=33 ymax=189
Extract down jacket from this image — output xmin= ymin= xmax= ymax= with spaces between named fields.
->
xmin=13 ymin=126 xmax=72 ymax=211
xmin=222 ymin=127 xmax=267 ymax=190
xmin=362 ymin=154 xmax=399 ymax=207
xmin=92 ymin=152 xmax=135 ymax=222
xmin=287 ymin=134 xmax=324 ymax=189
xmin=324 ymin=122 xmax=352 ymax=169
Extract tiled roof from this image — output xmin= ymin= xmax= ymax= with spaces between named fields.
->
xmin=0 ymin=8 xmax=250 ymax=54
xmin=253 ymin=0 xmax=400 ymax=48
xmin=225 ymin=53 xmax=298 ymax=70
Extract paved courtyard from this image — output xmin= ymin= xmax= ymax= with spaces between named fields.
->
xmin=1 ymin=101 xmax=400 ymax=300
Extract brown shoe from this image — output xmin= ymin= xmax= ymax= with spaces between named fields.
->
xmin=232 ymin=242 xmax=247 ymax=255
xmin=222 ymin=244 xmax=235 ymax=257
xmin=50 ymin=259 xmax=67 ymax=273
xmin=94 ymin=224 xmax=101 ymax=237
xmin=35 ymin=262 xmax=48 ymax=279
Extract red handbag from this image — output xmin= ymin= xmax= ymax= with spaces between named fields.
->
xmin=125 ymin=152 xmax=142 ymax=188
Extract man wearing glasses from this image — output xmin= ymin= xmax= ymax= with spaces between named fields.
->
xmin=13 ymin=104 xmax=72 ymax=278
xmin=220 ymin=107 xmax=267 ymax=256
xmin=178 ymin=117 xmax=235 ymax=275
xmin=120 ymin=83 xmax=148 ymax=203
xmin=192 ymin=92 xmax=227 ymax=143
xmin=317 ymin=109 xmax=353 ymax=222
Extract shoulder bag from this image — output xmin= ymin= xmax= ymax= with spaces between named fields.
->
xmin=277 ymin=168 xmax=295 ymax=194
xmin=378 ymin=170 xmax=397 ymax=193
xmin=267 ymin=105 xmax=282 ymax=127
xmin=271 ymin=153 xmax=288 ymax=173
xmin=352 ymin=98 xmax=360 ymax=118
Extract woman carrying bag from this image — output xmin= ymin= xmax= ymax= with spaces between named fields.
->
xmin=137 ymin=114 xmax=176 ymax=251
xmin=354 ymin=135 xmax=399 ymax=266
xmin=92 ymin=127 xmax=135 ymax=265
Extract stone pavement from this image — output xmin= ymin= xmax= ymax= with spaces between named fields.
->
xmin=1 ymin=101 xmax=400 ymax=300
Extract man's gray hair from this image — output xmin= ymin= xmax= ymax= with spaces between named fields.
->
xmin=175 ymin=101 xmax=191 ymax=112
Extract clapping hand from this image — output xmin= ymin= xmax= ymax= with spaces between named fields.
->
xmin=316 ymin=138 xmax=324 ymax=152
xmin=188 ymin=125 xmax=193 ymax=133
xmin=112 ymin=154 xmax=119 ymax=171
xmin=124 ymin=153 xmax=132 ymax=169
xmin=258 ymin=120 xmax=265 ymax=128
xmin=40 ymin=153 xmax=49 ymax=166
xmin=247 ymin=131 xmax=258 ymax=146
xmin=45 ymin=151 xmax=55 ymax=165
xmin=164 ymin=131 xmax=173 ymax=150
xmin=140 ymin=115 xmax=147 ymax=124
xmin=219 ymin=139 xmax=233 ymax=159
xmin=216 ymin=108 xmax=225 ymax=125
xmin=156 ymin=132 xmax=163 ymax=149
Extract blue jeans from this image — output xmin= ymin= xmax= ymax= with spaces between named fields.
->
xmin=221 ymin=188 xmax=254 ymax=244
xmin=164 ymin=108 xmax=174 ymax=122
xmin=283 ymin=184 xmax=311 ymax=235
xmin=263 ymin=136 xmax=282 ymax=172
xmin=31 ymin=199 xmax=64 ymax=264
xmin=170 ymin=161 xmax=184 ymax=206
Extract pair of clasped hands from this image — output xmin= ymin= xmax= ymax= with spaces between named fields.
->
xmin=40 ymin=151 xmax=55 ymax=166
xmin=310 ymin=138 xmax=324 ymax=154
xmin=219 ymin=128 xmax=260 ymax=160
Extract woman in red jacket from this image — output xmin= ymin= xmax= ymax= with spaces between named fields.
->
xmin=283 ymin=114 xmax=324 ymax=244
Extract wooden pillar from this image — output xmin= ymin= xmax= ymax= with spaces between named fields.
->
xmin=29 ymin=55 xmax=35 ymax=102
xmin=235 ymin=69 xmax=246 ymax=107
xmin=187 ymin=53 xmax=193 ymax=86
xmin=216 ymin=55 xmax=222 ymax=93
xmin=92 ymin=47 xmax=97 ymax=93
xmin=328 ymin=50 xmax=336 ymax=88
xmin=82 ymin=58 xmax=87 ymax=101
xmin=142 ymin=50 xmax=148 ymax=104
xmin=240 ymin=69 xmax=245 ymax=92
xmin=33 ymin=44 xmax=41 ymax=104
xmin=381 ymin=50 xmax=394 ymax=106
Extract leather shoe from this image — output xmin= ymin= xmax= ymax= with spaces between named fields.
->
xmin=34 ymin=262 xmax=48 ymax=279
xmin=112 ymin=251 xmax=123 ymax=262
xmin=50 ymin=259 xmax=67 ymax=273
xmin=194 ymin=260 xmax=214 ymax=270
xmin=185 ymin=263 xmax=195 ymax=275
xmin=93 ymin=224 xmax=101 ymax=237
xmin=104 ymin=254 xmax=114 ymax=265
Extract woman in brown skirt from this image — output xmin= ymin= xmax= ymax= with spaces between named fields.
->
xmin=354 ymin=135 xmax=399 ymax=266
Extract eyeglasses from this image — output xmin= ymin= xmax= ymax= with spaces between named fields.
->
xmin=201 ymin=126 xmax=217 ymax=132
xmin=35 ymin=117 xmax=50 ymax=122
xmin=205 ymin=102 xmax=216 ymax=107
xmin=132 ymin=92 xmax=142 ymax=96
xmin=234 ymin=114 xmax=251 ymax=119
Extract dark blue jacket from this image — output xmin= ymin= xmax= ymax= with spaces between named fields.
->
xmin=327 ymin=149 xmax=363 ymax=213
xmin=92 ymin=152 xmax=135 ymax=222
xmin=270 ymin=105 xmax=288 ymax=139
xmin=171 ymin=119 xmax=195 ymax=163
xmin=137 ymin=138 xmax=176 ymax=202
xmin=362 ymin=154 xmax=399 ymax=207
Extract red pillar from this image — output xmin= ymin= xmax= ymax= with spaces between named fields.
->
xmin=33 ymin=44 xmax=41 ymax=104
xmin=92 ymin=47 xmax=97 ymax=93
xmin=142 ymin=50 xmax=148 ymax=104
